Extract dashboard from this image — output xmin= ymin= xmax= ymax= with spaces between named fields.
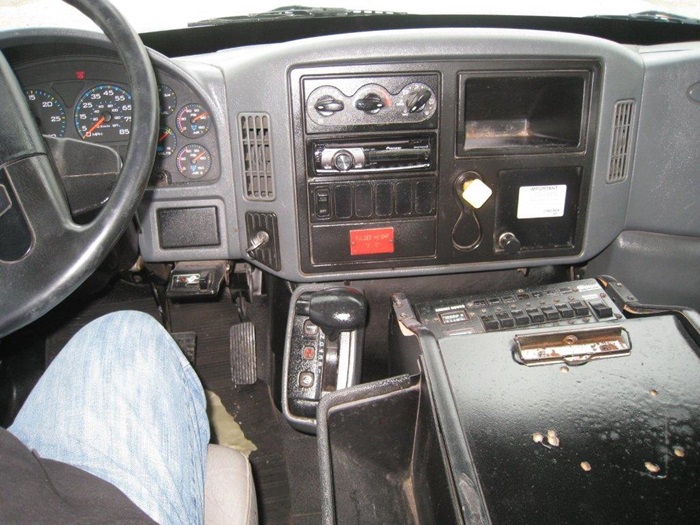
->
xmin=2 ymin=26 xmax=700 ymax=284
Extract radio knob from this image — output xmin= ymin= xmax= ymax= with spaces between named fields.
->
xmin=498 ymin=232 xmax=522 ymax=255
xmin=355 ymin=93 xmax=385 ymax=114
xmin=332 ymin=150 xmax=355 ymax=172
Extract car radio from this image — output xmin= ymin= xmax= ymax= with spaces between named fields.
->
xmin=312 ymin=136 xmax=434 ymax=174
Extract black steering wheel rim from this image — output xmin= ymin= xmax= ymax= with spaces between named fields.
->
xmin=0 ymin=0 xmax=158 ymax=337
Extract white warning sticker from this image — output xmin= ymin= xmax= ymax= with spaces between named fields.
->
xmin=517 ymin=185 xmax=567 ymax=219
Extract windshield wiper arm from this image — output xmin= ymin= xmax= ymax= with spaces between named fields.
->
xmin=189 ymin=5 xmax=407 ymax=27
xmin=589 ymin=10 xmax=700 ymax=25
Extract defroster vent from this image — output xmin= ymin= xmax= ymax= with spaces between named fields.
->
xmin=240 ymin=113 xmax=274 ymax=200
xmin=607 ymin=100 xmax=635 ymax=183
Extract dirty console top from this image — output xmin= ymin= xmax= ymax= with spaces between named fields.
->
xmin=420 ymin=282 xmax=700 ymax=524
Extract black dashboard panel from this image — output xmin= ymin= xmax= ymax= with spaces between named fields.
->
xmin=291 ymin=59 xmax=600 ymax=274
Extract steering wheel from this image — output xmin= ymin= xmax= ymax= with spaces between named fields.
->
xmin=0 ymin=0 xmax=158 ymax=337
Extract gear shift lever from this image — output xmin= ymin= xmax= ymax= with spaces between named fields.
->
xmin=285 ymin=286 xmax=368 ymax=432
xmin=298 ymin=287 xmax=368 ymax=342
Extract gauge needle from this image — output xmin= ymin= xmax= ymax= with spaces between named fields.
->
xmin=158 ymin=130 xmax=171 ymax=141
xmin=192 ymin=112 xmax=209 ymax=122
xmin=192 ymin=151 xmax=207 ymax=163
xmin=85 ymin=115 xmax=106 ymax=136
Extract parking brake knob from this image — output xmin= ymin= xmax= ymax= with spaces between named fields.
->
xmin=307 ymin=287 xmax=367 ymax=342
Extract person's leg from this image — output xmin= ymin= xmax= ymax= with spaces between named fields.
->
xmin=9 ymin=311 xmax=209 ymax=525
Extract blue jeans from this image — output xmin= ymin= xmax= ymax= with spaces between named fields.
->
xmin=9 ymin=311 xmax=209 ymax=525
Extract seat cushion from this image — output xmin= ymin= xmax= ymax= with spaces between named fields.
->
xmin=205 ymin=444 xmax=258 ymax=525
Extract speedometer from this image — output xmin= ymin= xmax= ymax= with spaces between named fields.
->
xmin=74 ymin=84 xmax=132 ymax=142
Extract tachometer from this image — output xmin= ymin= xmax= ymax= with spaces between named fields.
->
xmin=24 ymin=89 xmax=67 ymax=138
xmin=74 ymin=84 xmax=132 ymax=142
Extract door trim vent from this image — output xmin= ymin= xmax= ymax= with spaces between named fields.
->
xmin=240 ymin=113 xmax=274 ymax=200
xmin=607 ymin=100 xmax=635 ymax=183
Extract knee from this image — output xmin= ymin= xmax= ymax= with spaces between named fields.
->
xmin=61 ymin=311 xmax=182 ymax=369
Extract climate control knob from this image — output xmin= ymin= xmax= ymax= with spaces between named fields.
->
xmin=405 ymin=89 xmax=432 ymax=113
xmin=354 ymin=93 xmax=385 ymax=114
xmin=332 ymin=150 xmax=355 ymax=172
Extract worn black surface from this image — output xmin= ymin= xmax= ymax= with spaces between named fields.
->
xmin=437 ymin=315 xmax=700 ymax=524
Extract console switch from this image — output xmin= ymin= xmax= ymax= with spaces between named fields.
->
xmin=588 ymin=300 xmax=614 ymax=319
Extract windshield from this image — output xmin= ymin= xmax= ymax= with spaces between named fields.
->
xmin=1 ymin=0 xmax=699 ymax=33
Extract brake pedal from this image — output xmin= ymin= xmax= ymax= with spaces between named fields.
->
xmin=172 ymin=331 xmax=197 ymax=365
xmin=230 ymin=322 xmax=257 ymax=385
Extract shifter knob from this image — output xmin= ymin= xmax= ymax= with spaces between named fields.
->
xmin=306 ymin=287 xmax=368 ymax=342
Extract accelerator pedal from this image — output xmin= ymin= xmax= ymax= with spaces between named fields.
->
xmin=230 ymin=322 xmax=257 ymax=385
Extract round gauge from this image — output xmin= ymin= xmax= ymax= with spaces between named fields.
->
xmin=24 ymin=89 xmax=67 ymax=137
xmin=176 ymin=103 xmax=210 ymax=138
xmin=176 ymin=144 xmax=212 ymax=179
xmin=158 ymin=84 xmax=177 ymax=116
xmin=156 ymin=126 xmax=177 ymax=157
xmin=74 ymin=84 xmax=132 ymax=142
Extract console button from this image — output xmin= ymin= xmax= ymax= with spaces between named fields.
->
xmin=355 ymin=183 xmax=373 ymax=218
xmin=314 ymin=188 xmax=331 ymax=218
xmin=303 ymin=320 xmax=319 ymax=337
xmin=334 ymin=185 xmax=352 ymax=219
xmin=541 ymin=306 xmax=561 ymax=321
xmin=415 ymin=180 xmax=436 ymax=215
xmin=570 ymin=301 xmax=590 ymax=317
xmin=511 ymin=309 xmax=531 ymax=326
xmin=556 ymin=304 xmax=576 ymax=319
xmin=496 ymin=312 xmax=515 ymax=328
xmin=396 ymin=182 xmax=412 ymax=216
xmin=487 ymin=297 xmax=502 ymax=305
xmin=299 ymin=371 xmax=315 ymax=388
xmin=302 ymin=346 xmax=316 ymax=360
xmin=588 ymin=300 xmax=614 ymax=319
xmin=481 ymin=315 xmax=500 ymax=332
xmin=375 ymin=183 xmax=393 ymax=217
xmin=526 ymin=308 xmax=546 ymax=324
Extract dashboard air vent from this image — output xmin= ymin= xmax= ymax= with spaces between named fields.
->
xmin=240 ymin=113 xmax=274 ymax=200
xmin=607 ymin=100 xmax=635 ymax=183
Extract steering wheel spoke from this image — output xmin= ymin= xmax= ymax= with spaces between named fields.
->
xmin=1 ymin=153 xmax=78 ymax=258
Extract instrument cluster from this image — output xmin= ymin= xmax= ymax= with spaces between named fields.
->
xmin=15 ymin=56 xmax=219 ymax=186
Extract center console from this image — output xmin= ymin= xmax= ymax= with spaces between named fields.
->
xmin=313 ymin=276 xmax=700 ymax=525
xmin=290 ymin=59 xmax=600 ymax=274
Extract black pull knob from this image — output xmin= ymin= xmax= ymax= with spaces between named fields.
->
xmin=355 ymin=93 xmax=384 ymax=113
xmin=314 ymin=95 xmax=344 ymax=116
xmin=406 ymin=89 xmax=432 ymax=113
xmin=307 ymin=287 xmax=367 ymax=342
xmin=498 ymin=232 xmax=521 ymax=255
